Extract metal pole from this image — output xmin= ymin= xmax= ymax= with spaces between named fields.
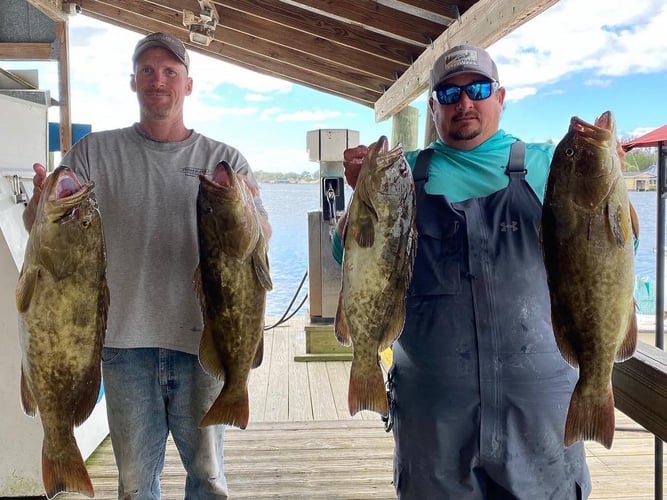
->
xmin=655 ymin=140 xmax=666 ymax=499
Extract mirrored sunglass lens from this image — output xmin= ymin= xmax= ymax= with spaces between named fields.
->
xmin=436 ymin=81 xmax=495 ymax=104
xmin=466 ymin=82 xmax=492 ymax=100
xmin=438 ymin=87 xmax=461 ymax=104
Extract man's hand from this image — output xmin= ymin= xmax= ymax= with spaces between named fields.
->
xmin=22 ymin=163 xmax=47 ymax=232
xmin=342 ymin=144 xmax=368 ymax=189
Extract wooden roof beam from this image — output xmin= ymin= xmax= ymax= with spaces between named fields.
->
xmin=0 ymin=43 xmax=54 ymax=60
xmin=25 ymin=0 xmax=69 ymax=20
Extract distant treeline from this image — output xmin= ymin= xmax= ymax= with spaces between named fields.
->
xmin=255 ymin=170 xmax=319 ymax=184
xmin=624 ymin=148 xmax=659 ymax=172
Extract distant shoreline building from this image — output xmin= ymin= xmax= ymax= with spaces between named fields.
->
xmin=624 ymin=165 xmax=657 ymax=192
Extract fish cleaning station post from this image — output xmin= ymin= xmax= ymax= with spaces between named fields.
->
xmin=301 ymin=128 xmax=359 ymax=362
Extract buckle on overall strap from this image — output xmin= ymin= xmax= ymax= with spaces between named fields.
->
xmin=382 ymin=371 xmax=396 ymax=432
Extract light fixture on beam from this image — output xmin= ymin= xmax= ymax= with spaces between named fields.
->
xmin=183 ymin=0 xmax=219 ymax=46
xmin=62 ymin=2 xmax=81 ymax=15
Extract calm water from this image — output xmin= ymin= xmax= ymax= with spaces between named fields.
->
xmin=261 ymin=184 xmax=665 ymax=317
xmin=262 ymin=182 xmax=321 ymax=318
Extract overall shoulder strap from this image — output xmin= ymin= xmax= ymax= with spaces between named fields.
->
xmin=505 ymin=141 xmax=527 ymax=180
xmin=413 ymin=149 xmax=434 ymax=183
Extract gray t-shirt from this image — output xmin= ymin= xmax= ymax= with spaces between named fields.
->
xmin=61 ymin=124 xmax=259 ymax=354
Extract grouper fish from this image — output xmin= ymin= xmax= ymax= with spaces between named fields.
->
xmin=195 ymin=161 xmax=272 ymax=430
xmin=335 ymin=136 xmax=417 ymax=417
xmin=16 ymin=165 xmax=108 ymax=498
xmin=541 ymin=111 xmax=639 ymax=449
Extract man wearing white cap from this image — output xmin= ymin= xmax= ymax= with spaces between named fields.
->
xmin=23 ymin=32 xmax=269 ymax=499
xmin=336 ymin=44 xmax=592 ymax=499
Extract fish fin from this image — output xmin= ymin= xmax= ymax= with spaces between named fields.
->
xmin=73 ymin=364 xmax=102 ymax=426
xmin=199 ymin=326 xmax=225 ymax=380
xmin=252 ymin=336 xmax=264 ymax=368
xmin=40 ymin=248 xmax=76 ymax=282
xmin=42 ymin=435 xmax=94 ymax=499
xmin=405 ymin=225 xmax=418 ymax=286
xmin=629 ymin=201 xmax=640 ymax=239
xmin=551 ymin=318 xmax=579 ymax=368
xmin=193 ymin=265 xmax=205 ymax=307
xmin=347 ymin=180 xmax=378 ymax=248
xmin=564 ymin=380 xmax=615 ymax=449
xmin=334 ymin=295 xmax=352 ymax=346
xmin=615 ymin=310 xmax=638 ymax=362
xmin=353 ymin=208 xmax=376 ymax=248
xmin=20 ymin=367 xmax=37 ymax=417
xmin=200 ymin=389 xmax=249 ymax=429
xmin=379 ymin=302 xmax=405 ymax=351
xmin=252 ymin=234 xmax=273 ymax=291
xmin=348 ymin=355 xmax=388 ymax=417
xmin=98 ymin=278 xmax=110 ymax=344
xmin=608 ymin=201 xmax=631 ymax=247
xmin=16 ymin=268 xmax=38 ymax=313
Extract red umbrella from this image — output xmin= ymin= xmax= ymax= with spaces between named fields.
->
xmin=622 ymin=124 xmax=667 ymax=151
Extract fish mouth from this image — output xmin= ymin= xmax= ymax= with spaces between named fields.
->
xmin=199 ymin=161 xmax=241 ymax=198
xmin=44 ymin=166 xmax=95 ymax=221
xmin=372 ymin=136 xmax=404 ymax=171
xmin=569 ymin=111 xmax=614 ymax=145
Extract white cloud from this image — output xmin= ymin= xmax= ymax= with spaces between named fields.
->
xmin=489 ymin=0 xmax=667 ymax=100
xmin=246 ymin=93 xmax=273 ymax=102
xmin=260 ymin=107 xmax=282 ymax=120
xmin=583 ymin=78 xmax=613 ymax=88
xmin=274 ymin=109 xmax=346 ymax=123
xmin=244 ymin=147 xmax=312 ymax=174
xmin=504 ymin=86 xmax=537 ymax=103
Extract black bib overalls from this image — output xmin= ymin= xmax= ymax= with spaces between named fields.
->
xmin=388 ymin=144 xmax=591 ymax=499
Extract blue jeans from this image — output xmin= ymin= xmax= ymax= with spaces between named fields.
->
xmin=102 ymin=347 xmax=228 ymax=500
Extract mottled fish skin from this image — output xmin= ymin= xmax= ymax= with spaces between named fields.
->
xmin=195 ymin=161 xmax=272 ymax=430
xmin=541 ymin=111 xmax=639 ymax=449
xmin=335 ymin=136 xmax=417 ymax=417
xmin=16 ymin=165 xmax=108 ymax=499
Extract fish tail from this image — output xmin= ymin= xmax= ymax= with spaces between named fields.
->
xmin=200 ymin=389 xmax=250 ymax=430
xmin=348 ymin=358 xmax=388 ymax=417
xmin=564 ymin=380 xmax=615 ymax=449
xmin=42 ymin=438 xmax=94 ymax=499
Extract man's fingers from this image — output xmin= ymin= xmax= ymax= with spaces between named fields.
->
xmin=32 ymin=163 xmax=47 ymax=191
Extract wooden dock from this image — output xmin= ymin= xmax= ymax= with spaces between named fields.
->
xmin=55 ymin=316 xmax=667 ymax=500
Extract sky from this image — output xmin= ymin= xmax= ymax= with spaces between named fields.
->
xmin=4 ymin=0 xmax=667 ymax=173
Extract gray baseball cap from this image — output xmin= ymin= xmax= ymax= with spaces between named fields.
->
xmin=431 ymin=44 xmax=498 ymax=90
xmin=132 ymin=32 xmax=190 ymax=73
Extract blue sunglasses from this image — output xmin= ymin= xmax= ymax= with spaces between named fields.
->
xmin=432 ymin=80 xmax=500 ymax=105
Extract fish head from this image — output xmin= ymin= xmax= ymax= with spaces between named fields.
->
xmin=197 ymin=161 xmax=260 ymax=258
xmin=358 ymin=136 xmax=411 ymax=197
xmin=35 ymin=166 xmax=99 ymax=237
xmin=25 ymin=165 xmax=104 ymax=281
xmin=550 ymin=111 xmax=621 ymax=209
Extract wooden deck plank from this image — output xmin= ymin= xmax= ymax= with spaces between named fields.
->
xmin=327 ymin=359 xmax=359 ymax=420
xmin=307 ymin=361 xmax=339 ymax=420
xmin=263 ymin=325 xmax=290 ymax=421
xmin=288 ymin=327 xmax=313 ymax=421
xmin=51 ymin=317 xmax=667 ymax=500
xmin=247 ymin=325 xmax=273 ymax=421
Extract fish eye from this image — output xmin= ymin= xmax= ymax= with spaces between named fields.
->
xmin=81 ymin=220 xmax=90 ymax=228
xmin=565 ymin=148 xmax=575 ymax=157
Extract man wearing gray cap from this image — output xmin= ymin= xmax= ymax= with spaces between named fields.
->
xmin=336 ymin=44 xmax=592 ymax=499
xmin=23 ymin=31 xmax=269 ymax=499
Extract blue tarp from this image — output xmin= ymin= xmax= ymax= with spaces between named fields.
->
xmin=48 ymin=122 xmax=92 ymax=151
